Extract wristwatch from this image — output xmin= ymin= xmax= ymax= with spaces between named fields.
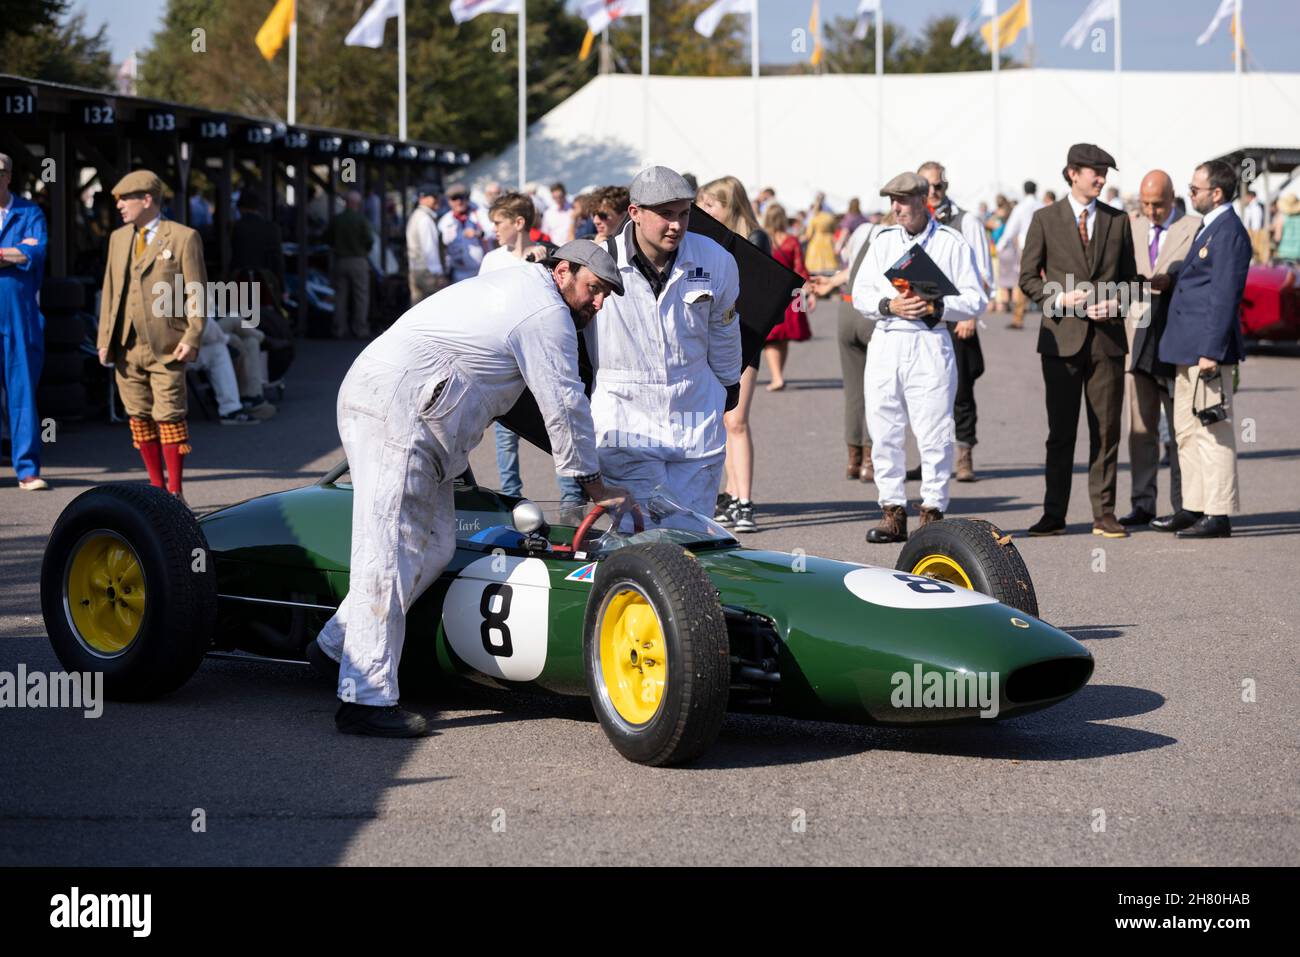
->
xmin=878 ymin=297 xmax=893 ymax=316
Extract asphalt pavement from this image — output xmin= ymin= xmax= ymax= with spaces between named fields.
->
xmin=1 ymin=309 xmax=1296 ymax=866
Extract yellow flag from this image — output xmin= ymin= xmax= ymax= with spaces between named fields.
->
xmin=256 ymin=0 xmax=295 ymax=62
xmin=980 ymin=0 xmax=1030 ymax=53
xmin=1230 ymin=12 xmax=1245 ymax=64
xmin=809 ymin=0 xmax=823 ymax=66
xmin=579 ymin=28 xmax=596 ymax=61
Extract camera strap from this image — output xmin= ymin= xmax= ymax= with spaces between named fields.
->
xmin=1192 ymin=368 xmax=1224 ymax=417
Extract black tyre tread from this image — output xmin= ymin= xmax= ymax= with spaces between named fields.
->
xmin=41 ymin=277 xmax=85 ymax=311
xmin=586 ymin=543 xmax=730 ymax=766
xmin=40 ymin=350 xmax=90 ymax=384
xmin=44 ymin=312 xmax=89 ymax=349
xmin=897 ymin=518 xmax=1039 ymax=617
xmin=41 ymin=484 xmax=218 ymax=700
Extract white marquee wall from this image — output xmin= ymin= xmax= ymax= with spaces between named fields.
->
xmin=459 ymin=69 xmax=1300 ymax=211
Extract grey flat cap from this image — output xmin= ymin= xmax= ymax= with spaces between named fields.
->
xmin=880 ymin=171 xmax=928 ymax=198
xmin=629 ymin=166 xmax=696 ymax=206
xmin=550 ymin=239 xmax=624 ymax=296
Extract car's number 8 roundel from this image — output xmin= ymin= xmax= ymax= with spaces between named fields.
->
xmin=442 ymin=556 xmax=551 ymax=681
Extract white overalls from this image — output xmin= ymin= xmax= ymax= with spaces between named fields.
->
xmin=851 ymin=217 xmax=988 ymax=512
xmin=585 ymin=220 xmax=742 ymax=516
xmin=316 ymin=265 xmax=600 ymax=706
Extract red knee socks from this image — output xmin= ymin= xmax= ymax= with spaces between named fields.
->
xmin=161 ymin=442 xmax=184 ymax=494
xmin=138 ymin=440 xmax=165 ymax=488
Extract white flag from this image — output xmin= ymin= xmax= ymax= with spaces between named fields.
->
xmin=853 ymin=0 xmax=880 ymax=42
xmin=951 ymin=0 xmax=996 ymax=47
xmin=694 ymin=0 xmax=754 ymax=40
xmin=580 ymin=0 xmax=647 ymax=36
xmin=346 ymin=0 xmax=401 ymax=48
xmin=1196 ymin=0 xmax=1235 ymax=45
xmin=1061 ymin=0 xmax=1115 ymax=50
xmin=450 ymin=0 xmax=521 ymax=24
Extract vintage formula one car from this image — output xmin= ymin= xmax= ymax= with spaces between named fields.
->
xmin=41 ymin=468 xmax=1093 ymax=765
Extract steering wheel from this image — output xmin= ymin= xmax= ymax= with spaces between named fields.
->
xmin=568 ymin=504 xmax=645 ymax=555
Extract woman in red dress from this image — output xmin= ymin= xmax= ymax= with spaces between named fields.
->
xmin=762 ymin=204 xmax=813 ymax=391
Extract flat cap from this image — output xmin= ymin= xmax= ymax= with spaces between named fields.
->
xmin=1066 ymin=143 xmax=1117 ymax=171
xmin=445 ymin=182 xmax=469 ymax=198
xmin=112 ymin=170 xmax=165 ymax=198
xmin=416 ymin=182 xmax=440 ymax=197
xmin=880 ymin=171 xmax=929 ymax=198
xmin=629 ymin=166 xmax=696 ymax=207
xmin=550 ymin=239 xmax=624 ymax=296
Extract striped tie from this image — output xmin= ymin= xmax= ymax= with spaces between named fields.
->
xmin=1077 ymin=209 xmax=1089 ymax=250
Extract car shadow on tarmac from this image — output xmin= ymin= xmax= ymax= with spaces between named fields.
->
xmin=758 ymin=496 xmax=1025 ymax=533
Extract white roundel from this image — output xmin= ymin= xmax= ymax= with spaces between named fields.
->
xmin=842 ymin=566 xmax=999 ymax=609
xmin=442 ymin=556 xmax=551 ymax=681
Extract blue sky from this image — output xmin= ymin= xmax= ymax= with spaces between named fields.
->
xmin=77 ymin=0 xmax=1298 ymax=73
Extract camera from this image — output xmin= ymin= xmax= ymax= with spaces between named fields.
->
xmin=1195 ymin=403 xmax=1228 ymax=426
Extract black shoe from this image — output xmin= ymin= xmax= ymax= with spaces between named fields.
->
xmin=1027 ymin=515 xmax=1067 ymax=536
xmin=1118 ymin=507 xmax=1156 ymax=527
xmin=1151 ymin=509 xmax=1203 ymax=533
xmin=732 ymin=500 xmax=756 ymax=533
xmin=1176 ymin=514 xmax=1231 ymax=539
xmin=713 ymin=493 xmax=736 ymax=526
xmin=335 ymin=702 xmax=429 ymax=738
xmin=220 ymin=409 xmax=260 ymax=425
xmin=905 ymin=465 xmax=922 ymax=481
xmin=305 ymin=639 xmax=340 ymax=683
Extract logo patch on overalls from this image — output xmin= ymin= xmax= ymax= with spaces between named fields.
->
xmin=686 ymin=266 xmax=711 ymax=282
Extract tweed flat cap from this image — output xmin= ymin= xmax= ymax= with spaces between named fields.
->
xmin=629 ymin=166 xmax=696 ymax=206
xmin=879 ymin=171 xmax=929 ymax=198
xmin=549 ymin=239 xmax=624 ymax=296
xmin=1066 ymin=143 xmax=1118 ymax=171
xmin=111 ymin=170 xmax=165 ymax=198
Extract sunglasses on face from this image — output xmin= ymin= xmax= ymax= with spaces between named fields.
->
xmin=928 ymin=182 xmax=948 ymax=191
xmin=593 ymin=210 xmax=613 ymax=220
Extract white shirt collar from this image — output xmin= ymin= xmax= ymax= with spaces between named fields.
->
xmin=1066 ymin=193 xmax=1097 ymax=221
xmin=1201 ymin=203 xmax=1230 ymax=229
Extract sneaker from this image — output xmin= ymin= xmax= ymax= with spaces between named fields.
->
xmin=18 ymin=476 xmax=50 ymax=491
xmin=732 ymin=500 xmax=756 ymax=533
xmin=221 ymin=409 xmax=260 ymax=425
xmin=242 ymin=399 xmax=277 ymax=420
xmin=335 ymin=702 xmax=429 ymax=738
xmin=714 ymin=493 xmax=736 ymax=526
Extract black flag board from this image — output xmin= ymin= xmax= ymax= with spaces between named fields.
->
xmin=496 ymin=205 xmax=804 ymax=455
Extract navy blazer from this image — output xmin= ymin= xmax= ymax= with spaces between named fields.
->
xmin=1159 ymin=206 xmax=1250 ymax=366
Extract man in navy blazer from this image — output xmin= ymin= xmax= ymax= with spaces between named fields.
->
xmin=1152 ymin=160 xmax=1250 ymax=538
xmin=0 ymin=153 xmax=50 ymax=490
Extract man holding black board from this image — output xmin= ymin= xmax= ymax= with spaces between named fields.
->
xmin=851 ymin=172 xmax=988 ymax=544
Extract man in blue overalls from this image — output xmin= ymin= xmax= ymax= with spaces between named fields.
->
xmin=0 ymin=153 xmax=50 ymax=491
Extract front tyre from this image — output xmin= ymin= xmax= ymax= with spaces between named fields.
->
xmin=897 ymin=518 xmax=1039 ymax=617
xmin=583 ymin=544 xmax=729 ymax=766
xmin=40 ymin=485 xmax=217 ymax=700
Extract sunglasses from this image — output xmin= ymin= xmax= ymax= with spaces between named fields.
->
xmin=593 ymin=210 xmax=614 ymax=220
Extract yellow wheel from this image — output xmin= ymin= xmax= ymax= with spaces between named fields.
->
xmin=42 ymin=485 xmax=217 ymax=700
xmin=596 ymin=585 xmax=667 ymax=726
xmin=64 ymin=530 xmax=147 ymax=657
xmin=911 ymin=553 xmax=974 ymax=590
xmin=583 ymin=543 xmax=729 ymax=765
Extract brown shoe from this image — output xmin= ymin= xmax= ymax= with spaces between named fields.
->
xmin=866 ymin=504 xmax=908 ymax=544
xmin=847 ymin=444 xmax=864 ymax=481
xmin=918 ymin=506 xmax=943 ymax=527
xmin=954 ymin=446 xmax=976 ymax=482
xmin=1092 ymin=513 xmax=1130 ymax=538
xmin=860 ymin=445 xmax=874 ymax=483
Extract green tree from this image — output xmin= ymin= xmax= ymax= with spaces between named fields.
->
xmin=607 ymin=0 xmax=748 ymax=77
xmin=0 ymin=0 xmax=113 ymax=88
xmin=822 ymin=14 xmax=1019 ymax=74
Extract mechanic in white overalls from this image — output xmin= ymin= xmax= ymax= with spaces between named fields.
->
xmin=584 ymin=166 xmax=742 ymax=517
xmin=310 ymin=241 xmax=629 ymax=737
xmin=851 ymin=172 xmax=987 ymax=544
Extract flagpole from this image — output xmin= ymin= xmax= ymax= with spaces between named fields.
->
xmin=398 ymin=0 xmax=407 ymax=140
xmin=1115 ymin=0 xmax=1122 ymax=175
xmin=518 ymin=3 xmax=526 ymax=189
xmin=876 ymin=2 xmax=883 ymax=193
xmin=1026 ymin=0 xmax=1034 ymax=68
xmin=642 ymin=8 xmax=650 ymax=166
xmin=752 ymin=0 xmax=761 ymax=189
xmin=992 ymin=6 xmax=1000 ymax=197
xmin=287 ymin=6 xmax=297 ymax=125
xmin=1235 ymin=0 xmax=1243 ymax=150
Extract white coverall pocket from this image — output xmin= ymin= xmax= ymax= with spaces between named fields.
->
xmin=340 ymin=359 xmax=409 ymax=422
xmin=681 ymin=289 xmax=713 ymax=339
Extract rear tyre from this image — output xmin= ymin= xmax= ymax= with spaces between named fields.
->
xmin=896 ymin=518 xmax=1039 ymax=617
xmin=41 ymin=485 xmax=218 ymax=700
xmin=583 ymin=543 xmax=729 ymax=766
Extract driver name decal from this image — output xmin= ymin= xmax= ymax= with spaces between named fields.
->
xmin=442 ymin=556 xmax=551 ymax=681
xmin=842 ymin=566 xmax=999 ymax=610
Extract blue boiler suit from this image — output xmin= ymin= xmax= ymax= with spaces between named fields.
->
xmin=0 ymin=196 xmax=48 ymax=480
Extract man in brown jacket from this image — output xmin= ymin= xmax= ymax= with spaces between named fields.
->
xmin=97 ymin=170 xmax=207 ymax=502
xmin=1019 ymin=143 xmax=1140 ymax=538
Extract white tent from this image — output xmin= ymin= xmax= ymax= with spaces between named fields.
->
xmin=459 ymin=69 xmax=1300 ymax=211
